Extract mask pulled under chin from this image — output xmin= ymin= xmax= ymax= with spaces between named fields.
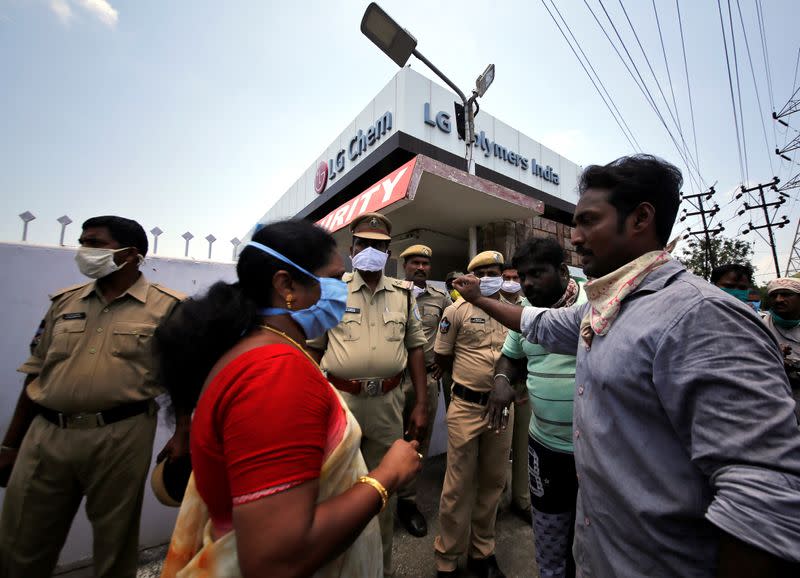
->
xmin=771 ymin=310 xmax=800 ymax=329
xmin=75 ymin=247 xmax=132 ymax=279
xmin=479 ymin=276 xmax=504 ymax=296
xmin=351 ymin=246 xmax=388 ymax=272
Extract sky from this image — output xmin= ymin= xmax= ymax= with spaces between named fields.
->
xmin=1 ymin=0 xmax=798 ymax=279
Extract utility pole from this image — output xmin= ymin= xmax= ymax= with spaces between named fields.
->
xmin=737 ymin=177 xmax=788 ymax=277
xmin=679 ymin=187 xmax=722 ymax=279
xmin=785 ymin=218 xmax=800 ymax=276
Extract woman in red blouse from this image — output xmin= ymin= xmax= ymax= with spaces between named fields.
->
xmin=156 ymin=220 xmax=421 ymax=577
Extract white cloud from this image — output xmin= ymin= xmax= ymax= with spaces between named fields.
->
xmin=49 ymin=0 xmax=73 ymax=25
xmin=48 ymin=0 xmax=118 ymax=28
xmin=76 ymin=0 xmax=118 ymax=28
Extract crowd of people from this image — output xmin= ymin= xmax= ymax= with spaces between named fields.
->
xmin=0 ymin=153 xmax=799 ymax=578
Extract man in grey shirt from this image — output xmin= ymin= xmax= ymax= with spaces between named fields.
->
xmin=456 ymin=155 xmax=800 ymax=576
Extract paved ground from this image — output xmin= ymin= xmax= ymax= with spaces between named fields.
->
xmin=58 ymin=454 xmax=539 ymax=578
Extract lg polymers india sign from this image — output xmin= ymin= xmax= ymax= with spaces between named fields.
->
xmin=423 ymin=103 xmax=560 ymax=185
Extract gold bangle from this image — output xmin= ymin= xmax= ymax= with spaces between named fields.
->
xmin=357 ymin=475 xmax=389 ymax=512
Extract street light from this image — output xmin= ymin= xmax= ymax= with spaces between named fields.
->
xmin=360 ymin=2 xmax=494 ymax=174
xmin=475 ymin=64 xmax=495 ymax=98
xmin=360 ymin=3 xmax=417 ymax=67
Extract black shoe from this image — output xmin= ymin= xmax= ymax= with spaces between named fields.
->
xmin=437 ymin=570 xmax=461 ymax=578
xmin=467 ymin=555 xmax=506 ymax=578
xmin=511 ymin=503 xmax=532 ymax=525
xmin=397 ymin=498 xmax=428 ymax=537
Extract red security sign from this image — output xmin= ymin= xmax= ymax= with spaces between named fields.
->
xmin=316 ymin=157 xmax=417 ymax=233
xmin=314 ymin=161 xmax=329 ymax=194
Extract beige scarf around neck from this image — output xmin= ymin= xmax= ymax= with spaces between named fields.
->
xmin=579 ymin=250 xmax=671 ymax=348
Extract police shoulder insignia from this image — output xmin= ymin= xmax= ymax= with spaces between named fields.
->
xmin=439 ymin=316 xmax=451 ymax=334
xmin=29 ymin=318 xmax=46 ymax=353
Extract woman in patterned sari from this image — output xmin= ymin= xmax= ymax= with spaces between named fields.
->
xmin=155 ymin=219 xmax=421 ymax=577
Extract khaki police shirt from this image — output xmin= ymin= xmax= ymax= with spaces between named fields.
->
xmin=309 ymin=271 xmax=427 ymax=380
xmin=416 ymin=284 xmax=452 ymax=366
xmin=18 ymin=274 xmax=184 ymax=413
xmin=434 ymin=298 xmax=509 ymax=392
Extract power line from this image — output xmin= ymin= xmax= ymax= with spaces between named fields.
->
xmin=544 ymin=0 xmax=643 ymax=151
xmin=755 ymin=0 xmax=776 ymax=112
xmin=675 ymin=0 xmax=701 ymax=180
xmin=591 ymin=0 xmax=706 ymax=191
xmin=616 ymin=0 xmax=704 ymax=187
xmin=652 ymin=0 xmax=683 ymax=140
xmin=727 ymin=0 xmax=750 ymax=183
xmin=733 ymin=0 xmax=774 ymax=176
xmin=755 ymin=0 xmax=781 ymax=166
xmin=538 ymin=0 xmax=641 ymax=152
xmin=717 ymin=0 xmax=747 ymax=184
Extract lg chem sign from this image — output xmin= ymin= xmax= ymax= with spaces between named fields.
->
xmin=315 ymin=111 xmax=393 ymax=194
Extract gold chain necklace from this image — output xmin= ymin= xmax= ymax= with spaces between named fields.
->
xmin=257 ymin=324 xmax=322 ymax=372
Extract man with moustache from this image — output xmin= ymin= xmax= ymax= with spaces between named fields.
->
xmin=762 ymin=277 xmax=800 ymax=418
xmin=308 ymin=212 xmax=428 ymax=576
xmin=395 ymin=244 xmax=451 ymax=537
xmin=454 ymin=155 xmax=800 ymax=576
xmin=0 ymin=216 xmax=186 ymax=578
xmin=488 ymin=238 xmax=585 ymax=578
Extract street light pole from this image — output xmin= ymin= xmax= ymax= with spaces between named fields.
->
xmin=361 ymin=3 xmax=493 ymax=175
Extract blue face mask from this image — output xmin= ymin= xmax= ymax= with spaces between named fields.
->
xmin=246 ymin=242 xmax=347 ymax=340
xmin=720 ymin=287 xmax=750 ymax=302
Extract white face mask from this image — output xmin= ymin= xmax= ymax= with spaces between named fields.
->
xmin=351 ymin=246 xmax=389 ymax=272
xmin=479 ymin=276 xmax=504 ymax=296
xmin=75 ymin=247 xmax=132 ymax=279
xmin=501 ymin=280 xmax=521 ymax=294
xmin=412 ymin=285 xmax=425 ymax=299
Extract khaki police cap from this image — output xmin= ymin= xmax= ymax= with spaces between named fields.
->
xmin=399 ymin=244 xmax=432 ymax=260
xmin=351 ymin=212 xmax=392 ymax=240
xmin=150 ymin=455 xmax=192 ymax=508
xmin=467 ymin=250 xmax=505 ymax=272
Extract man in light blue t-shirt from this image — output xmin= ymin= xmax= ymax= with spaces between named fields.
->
xmin=487 ymin=237 xmax=584 ymax=578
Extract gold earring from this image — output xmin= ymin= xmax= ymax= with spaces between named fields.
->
xmin=286 ymin=293 xmax=294 ymax=310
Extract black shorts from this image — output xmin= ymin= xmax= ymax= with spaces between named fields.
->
xmin=528 ymin=434 xmax=578 ymax=514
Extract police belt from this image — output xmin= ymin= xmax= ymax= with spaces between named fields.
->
xmin=452 ymin=383 xmax=491 ymax=406
xmin=39 ymin=400 xmax=152 ymax=429
xmin=327 ymin=372 xmax=403 ymax=397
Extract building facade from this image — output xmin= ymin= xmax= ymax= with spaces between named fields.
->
xmin=246 ymin=67 xmax=584 ymax=275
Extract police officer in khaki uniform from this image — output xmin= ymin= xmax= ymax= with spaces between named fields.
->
xmin=499 ymin=265 xmax=533 ymax=524
xmin=396 ymin=244 xmax=452 ymax=537
xmin=0 ymin=216 xmax=187 ymax=578
xmin=433 ymin=250 xmax=512 ymax=578
xmin=308 ymin=212 xmax=429 ymax=577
